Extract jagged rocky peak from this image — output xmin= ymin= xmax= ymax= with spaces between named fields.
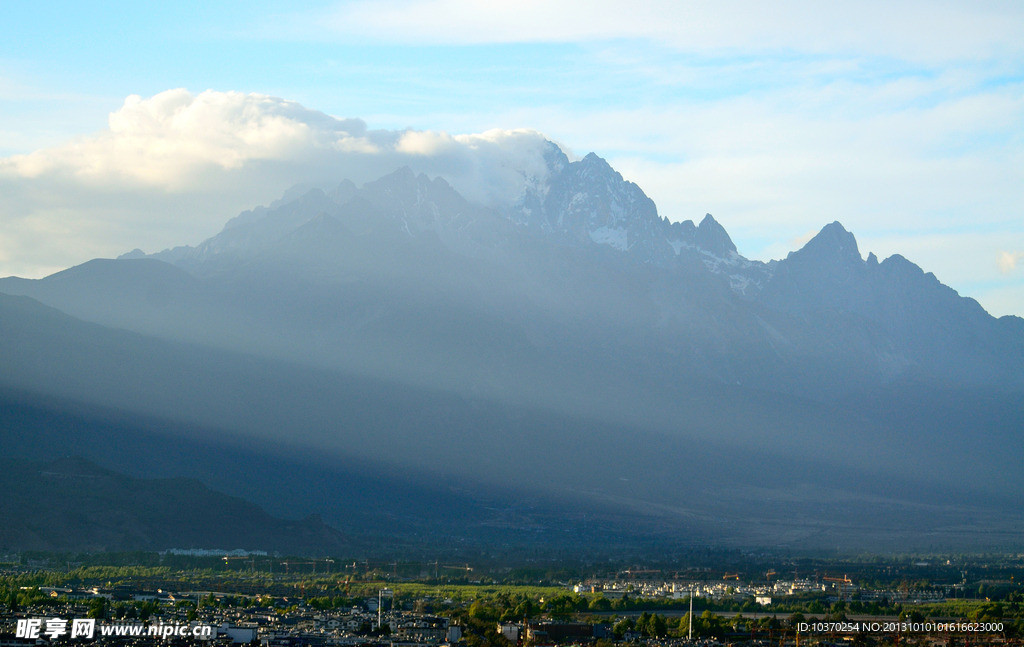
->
xmin=224 ymin=186 xmax=337 ymax=232
xmin=553 ymin=152 xmax=636 ymax=203
xmin=695 ymin=214 xmax=737 ymax=257
xmin=267 ymin=183 xmax=324 ymax=209
xmin=326 ymin=178 xmax=358 ymax=205
xmin=512 ymin=141 xmax=570 ymax=221
xmin=362 ymin=166 xmax=457 ymax=201
xmin=576 ymin=152 xmax=617 ymax=177
xmin=143 ymin=152 xmax=756 ymax=285
xmin=876 ymin=253 xmax=946 ymax=289
xmin=792 ymin=221 xmax=862 ymax=265
xmin=501 ymin=149 xmax=759 ymax=272
xmin=361 ymin=167 xmax=443 ymax=212
xmin=509 ymin=148 xmax=660 ymax=247
xmin=542 ymin=140 xmax=570 ymax=175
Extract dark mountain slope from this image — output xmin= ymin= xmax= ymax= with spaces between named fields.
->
xmin=0 ymin=455 xmax=347 ymax=554
xmin=1 ymin=292 xmax=1022 ymax=552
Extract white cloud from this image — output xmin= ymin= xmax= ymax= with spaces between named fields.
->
xmin=998 ymin=251 xmax=1024 ymax=274
xmin=0 ymin=89 xmax=562 ymax=278
xmin=0 ymin=89 xmax=556 ymax=199
xmin=392 ymin=127 xmax=559 ymax=204
xmin=4 ymin=89 xmax=378 ymax=189
xmin=396 ymin=130 xmax=458 ymax=156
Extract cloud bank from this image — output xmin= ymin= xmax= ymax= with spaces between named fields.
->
xmin=0 ymin=89 xmax=558 ymax=277
xmin=310 ymin=0 xmax=1024 ymax=63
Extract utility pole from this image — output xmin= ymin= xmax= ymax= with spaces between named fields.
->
xmin=689 ymin=588 xmax=693 ymax=641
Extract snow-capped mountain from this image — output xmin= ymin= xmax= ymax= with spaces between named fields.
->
xmin=3 ymin=141 xmax=1024 ymax=552
xmin=9 ymin=142 xmax=1020 ymax=399
xmin=153 ymin=145 xmax=775 ymax=295
xmin=508 ymin=145 xmax=772 ymax=292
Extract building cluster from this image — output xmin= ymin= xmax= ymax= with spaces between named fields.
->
xmin=498 ymin=621 xmax=611 ymax=645
xmin=0 ymin=587 xmax=463 ymax=647
xmin=572 ymin=576 xmax=957 ymax=607
xmin=572 ymin=578 xmax=833 ymax=605
xmin=0 ymin=574 xmax=978 ymax=647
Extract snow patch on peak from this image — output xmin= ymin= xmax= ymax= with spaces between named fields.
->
xmin=697 ymin=248 xmax=775 ymax=295
xmin=589 ymin=226 xmax=628 ymax=251
xmin=668 ymin=239 xmax=694 ymax=256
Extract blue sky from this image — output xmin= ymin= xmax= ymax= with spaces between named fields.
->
xmin=2 ymin=0 xmax=1023 ymax=316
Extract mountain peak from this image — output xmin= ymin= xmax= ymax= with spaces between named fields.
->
xmin=821 ymin=220 xmax=850 ymax=235
xmin=798 ymin=221 xmax=861 ymax=263
xmin=577 ymin=152 xmax=617 ymax=178
xmin=699 ymin=213 xmax=720 ymax=228
xmin=361 ymin=165 xmax=429 ymax=200
xmin=542 ymin=141 xmax=570 ymax=175
xmin=385 ymin=165 xmax=417 ymax=182
xmin=118 ymin=248 xmax=147 ymax=260
xmin=695 ymin=213 xmax=737 ymax=256
xmin=362 ymin=166 xmax=419 ymax=193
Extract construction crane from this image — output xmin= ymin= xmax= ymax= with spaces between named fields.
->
xmin=823 ymin=575 xmax=852 ymax=584
xmin=622 ymin=569 xmax=660 ymax=576
xmin=824 ymin=575 xmax=853 ymax=603
xmin=279 ymin=558 xmax=334 ymax=575
xmin=723 ymin=573 xmax=740 ymax=580
xmin=281 ymin=560 xmax=315 ymax=575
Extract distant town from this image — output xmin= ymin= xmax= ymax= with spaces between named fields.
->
xmin=1 ymin=552 xmax=1021 ymax=646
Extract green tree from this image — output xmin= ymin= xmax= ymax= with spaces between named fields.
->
xmin=612 ymin=618 xmax=634 ymax=639
xmin=650 ymin=613 xmax=668 ymax=638
xmin=692 ymin=610 xmax=726 ymax=638
xmin=87 ymin=597 xmax=107 ymax=620
xmin=676 ymin=614 xmax=690 ymax=636
xmin=636 ymin=611 xmax=652 ymax=636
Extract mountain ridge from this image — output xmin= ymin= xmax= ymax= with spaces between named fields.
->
xmin=4 ymin=151 xmax=1020 ymax=397
xmin=2 ymin=146 xmax=1022 ymax=552
xmin=4 ymin=152 xmax=1021 ymax=399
